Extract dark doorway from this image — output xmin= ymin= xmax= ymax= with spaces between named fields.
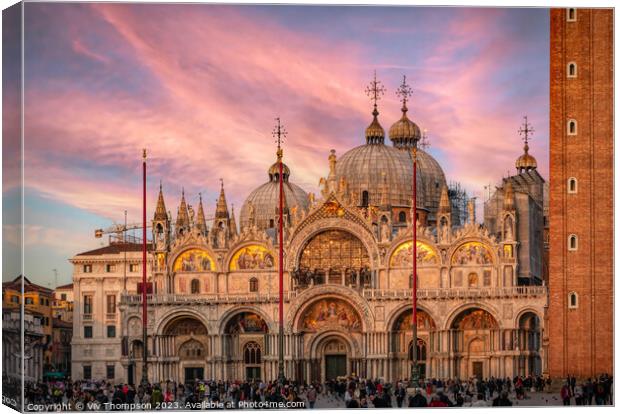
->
xmin=325 ymin=355 xmax=346 ymax=380
xmin=472 ymin=362 xmax=483 ymax=379
xmin=246 ymin=367 xmax=261 ymax=381
xmin=127 ymin=364 xmax=134 ymax=385
xmin=185 ymin=367 xmax=204 ymax=383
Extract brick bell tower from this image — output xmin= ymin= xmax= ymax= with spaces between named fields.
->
xmin=548 ymin=8 xmax=613 ymax=379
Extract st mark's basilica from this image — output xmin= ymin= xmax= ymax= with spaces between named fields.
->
xmin=70 ymin=77 xmax=548 ymax=385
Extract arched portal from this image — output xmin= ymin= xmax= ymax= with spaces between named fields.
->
xmin=296 ymin=230 xmax=371 ymax=288
xmin=223 ymin=312 xmax=269 ymax=381
xmin=517 ymin=312 xmax=542 ymax=376
xmin=162 ymin=316 xmax=209 ymax=383
xmin=450 ymin=308 xmax=499 ymax=379
xmin=390 ymin=307 xmax=436 ymax=380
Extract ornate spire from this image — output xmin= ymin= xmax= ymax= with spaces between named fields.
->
xmin=215 ymin=179 xmax=229 ymax=219
xmin=196 ymin=193 xmax=207 ymax=234
xmin=154 ymin=181 xmax=168 ymax=221
xmin=229 ymin=204 xmax=238 ymax=237
xmin=364 ymin=70 xmax=386 ymax=145
xmin=503 ymin=180 xmax=516 ymax=210
xmin=390 ymin=75 xmax=422 ymax=149
xmin=176 ymin=188 xmax=190 ymax=229
xmin=515 ymin=115 xmax=538 ymax=173
xmin=439 ymin=185 xmax=451 ymax=213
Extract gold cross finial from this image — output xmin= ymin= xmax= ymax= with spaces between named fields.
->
xmin=272 ymin=117 xmax=287 ymax=160
xmin=518 ymin=115 xmax=535 ymax=145
xmin=395 ymin=75 xmax=413 ymax=112
xmin=365 ymin=70 xmax=385 ymax=114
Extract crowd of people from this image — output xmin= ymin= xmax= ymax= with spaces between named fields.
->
xmin=16 ymin=373 xmax=613 ymax=410
xmin=560 ymin=374 xmax=613 ymax=405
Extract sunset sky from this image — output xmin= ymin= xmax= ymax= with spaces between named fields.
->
xmin=3 ymin=3 xmax=549 ymax=286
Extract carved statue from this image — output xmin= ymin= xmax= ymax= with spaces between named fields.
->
xmin=380 ymin=220 xmax=391 ymax=242
xmin=441 ymin=224 xmax=449 ymax=243
xmin=248 ymin=202 xmax=255 ymax=226
xmin=217 ymin=228 xmax=226 ymax=249
xmin=188 ymin=205 xmax=195 ymax=227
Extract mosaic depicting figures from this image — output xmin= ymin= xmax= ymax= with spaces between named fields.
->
xmin=452 ymin=309 xmax=499 ymax=330
xmin=394 ymin=309 xmax=436 ymax=331
xmin=225 ymin=312 xmax=268 ymax=334
xmin=300 ymin=299 xmax=362 ymax=333
xmin=164 ymin=318 xmax=208 ymax=336
xmin=229 ymin=245 xmax=275 ymax=271
xmin=390 ymin=241 xmax=437 ymax=267
xmin=451 ymin=242 xmax=493 ymax=265
xmin=173 ymin=249 xmax=214 ymax=272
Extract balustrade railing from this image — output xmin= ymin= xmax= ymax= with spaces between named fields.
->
xmin=120 ymin=285 xmax=546 ymax=305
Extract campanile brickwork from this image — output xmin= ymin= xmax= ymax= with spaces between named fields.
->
xmin=548 ymin=8 xmax=613 ymax=379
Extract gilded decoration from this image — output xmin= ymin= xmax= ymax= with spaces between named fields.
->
xmin=300 ymin=299 xmax=362 ymax=333
xmin=299 ymin=230 xmax=370 ymax=271
xmin=173 ymin=249 xmax=214 ymax=272
xmin=452 ymin=309 xmax=498 ymax=330
xmin=503 ymin=244 xmax=513 ymax=258
xmin=225 ymin=312 xmax=268 ymax=334
xmin=394 ymin=309 xmax=436 ymax=331
xmin=451 ymin=242 xmax=493 ymax=265
xmin=229 ymin=245 xmax=275 ymax=271
xmin=390 ymin=241 xmax=437 ymax=267
xmin=164 ymin=318 xmax=208 ymax=336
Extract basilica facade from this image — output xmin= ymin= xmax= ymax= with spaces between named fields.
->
xmin=71 ymin=82 xmax=547 ymax=385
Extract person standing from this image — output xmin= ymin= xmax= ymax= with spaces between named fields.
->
xmin=306 ymin=385 xmax=317 ymax=409
xmin=561 ymin=383 xmax=571 ymax=406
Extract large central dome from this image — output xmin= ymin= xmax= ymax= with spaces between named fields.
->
xmin=335 ymin=144 xmax=447 ymax=213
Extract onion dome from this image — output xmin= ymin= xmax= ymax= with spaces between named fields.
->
xmin=240 ymin=158 xmax=309 ymax=231
xmin=390 ymin=75 xmax=422 ymax=149
xmin=365 ymin=107 xmax=385 ymax=145
xmin=515 ymin=142 xmax=538 ymax=173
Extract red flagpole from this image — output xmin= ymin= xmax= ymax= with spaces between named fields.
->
xmin=276 ymin=118 xmax=285 ymax=384
xmin=411 ymin=147 xmax=419 ymax=385
xmin=141 ymin=149 xmax=148 ymax=385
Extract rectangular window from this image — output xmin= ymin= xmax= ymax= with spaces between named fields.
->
xmin=483 ymin=270 xmax=492 ymax=287
xmin=105 ymin=264 xmax=116 ymax=273
xmin=454 ymin=271 xmax=463 ymax=287
xmin=106 ymin=365 xmax=115 ymax=380
xmin=83 ymin=264 xmax=92 ymax=273
xmin=107 ymin=325 xmax=116 ymax=338
xmin=129 ymin=264 xmax=139 ymax=272
xmin=61 ymin=293 xmax=67 ymax=301
xmin=106 ymin=295 xmax=116 ymax=314
xmin=83 ymin=295 xmax=93 ymax=314
xmin=11 ymin=296 xmax=19 ymax=304
xmin=25 ymin=297 xmax=33 ymax=305
xmin=83 ymin=365 xmax=92 ymax=380
xmin=84 ymin=326 xmax=93 ymax=338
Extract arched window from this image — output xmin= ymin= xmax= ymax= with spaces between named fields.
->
xmin=568 ymin=234 xmax=578 ymax=251
xmin=249 ymin=277 xmax=259 ymax=293
xmin=244 ymin=342 xmax=262 ymax=364
xmin=361 ymin=191 xmax=369 ymax=207
xmin=567 ymin=62 xmax=577 ymax=78
xmin=190 ymin=279 xmax=200 ymax=294
xmin=567 ymin=8 xmax=576 ymax=22
xmin=567 ymin=119 xmax=577 ymax=135
xmin=568 ymin=292 xmax=578 ymax=309
xmin=398 ymin=211 xmax=407 ymax=223
xmin=568 ymin=177 xmax=578 ymax=194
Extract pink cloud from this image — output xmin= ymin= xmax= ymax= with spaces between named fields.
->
xmin=21 ymin=4 xmax=548 ymax=228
